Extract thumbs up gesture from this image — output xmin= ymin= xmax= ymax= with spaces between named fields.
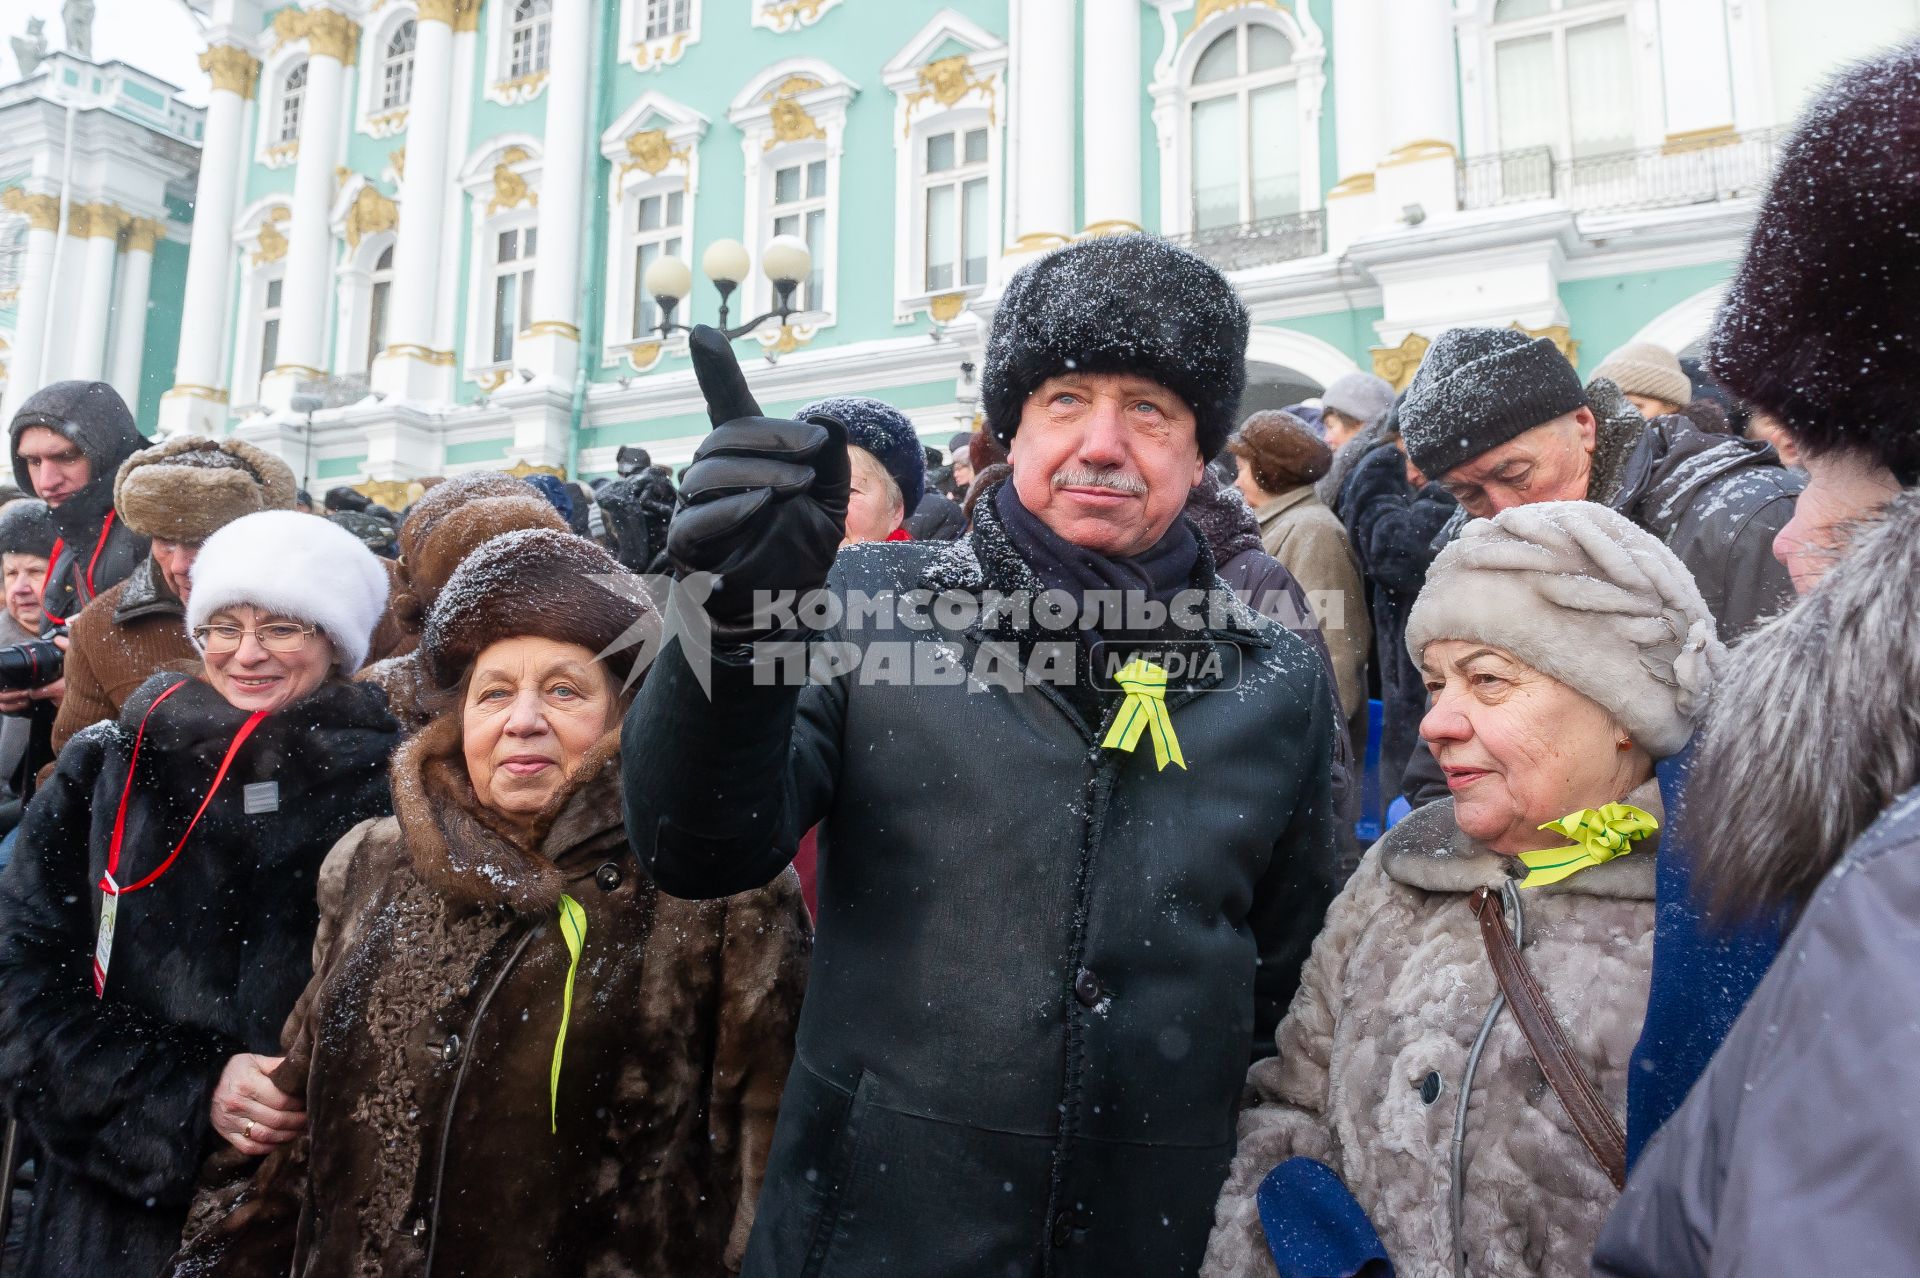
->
xmin=668 ymin=326 xmax=850 ymax=627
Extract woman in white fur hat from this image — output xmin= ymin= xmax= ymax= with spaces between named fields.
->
xmin=1202 ymin=500 xmax=1722 ymax=1278
xmin=0 ymin=510 xmax=399 ymax=1278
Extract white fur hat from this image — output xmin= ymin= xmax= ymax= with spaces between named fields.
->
xmin=1405 ymin=501 xmax=1724 ymax=758
xmin=187 ymin=510 xmax=390 ymax=674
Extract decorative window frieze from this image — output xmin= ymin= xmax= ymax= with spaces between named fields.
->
xmin=622 ymin=0 xmax=700 ymax=72
xmin=599 ymin=94 xmax=710 ymax=371
xmin=752 ymin=0 xmax=842 ymax=35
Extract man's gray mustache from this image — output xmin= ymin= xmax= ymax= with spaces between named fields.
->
xmin=1051 ymin=468 xmax=1147 ymax=496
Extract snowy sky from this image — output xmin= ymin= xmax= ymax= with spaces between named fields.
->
xmin=4 ymin=0 xmax=209 ymax=106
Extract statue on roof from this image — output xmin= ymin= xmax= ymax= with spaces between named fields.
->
xmin=62 ymin=0 xmax=94 ymax=62
xmin=11 ymin=17 xmax=48 ymax=78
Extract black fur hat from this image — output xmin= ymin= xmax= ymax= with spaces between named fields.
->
xmin=1708 ymin=40 xmax=1920 ymax=483
xmin=981 ymin=235 xmax=1249 ymax=460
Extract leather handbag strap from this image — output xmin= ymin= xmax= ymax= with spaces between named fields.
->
xmin=1468 ymin=886 xmax=1627 ymax=1190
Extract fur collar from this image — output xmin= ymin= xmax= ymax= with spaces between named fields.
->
xmin=112 ymin=555 xmax=184 ymax=624
xmin=391 ymin=711 xmax=626 ymax=915
xmin=918 ymin=479 xmax=1272 ymax=648
xmin=118 ymin=670 xmax=396 ymax=758
xmin=1584 ymin=378 xmax=1649 ymax=509
xmin=1379 ymin=777 xmax=1662 ymax=901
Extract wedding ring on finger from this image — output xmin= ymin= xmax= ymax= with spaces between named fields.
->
xmin=243 ymin=1119 xmax=255 ymax=1141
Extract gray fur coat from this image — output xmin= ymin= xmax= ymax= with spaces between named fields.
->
xmin=1203 ymin=784 xmax=1659 ymax=1278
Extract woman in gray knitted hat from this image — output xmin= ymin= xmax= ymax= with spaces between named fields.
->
xmin=1204 ymin=500 xmax=1722 ymax=1278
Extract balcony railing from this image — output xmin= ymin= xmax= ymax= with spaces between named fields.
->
xmin=1165 ymin=208 xmax=1327 ymax=271
xmin=1458 ymin=129 xmax=1786 ymax=216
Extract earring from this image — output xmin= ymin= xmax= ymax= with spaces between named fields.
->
xmin=1616 ymin=737 xmax=1633 ymax=752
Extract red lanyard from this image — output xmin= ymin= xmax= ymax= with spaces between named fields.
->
xmin=40 ymin=509 xmax=116 ymax=627
xmin=98 ymin=678 xmax=269 ymax=898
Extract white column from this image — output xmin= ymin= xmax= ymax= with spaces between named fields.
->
xmin=0 ymin=197 xmax=59 ymax=424
xmin=1327 ymin=0 xmax=1388 ymax=250
xmin=1657 ymin=0 xmax=1734 ymax=138
xmin=372 ymin=4 xmax=457 ymax=401
xmin=261 ymin=8 xmax=357 ymax=414
xmin=519 ymin=0 xmax=590 ymax=384
xmin=1080 ymin=0 xmax=1141 ymax=234
xmin=1375 ymin=0 xmax=1460 ymax=222
xmin=107 ymin=220 xmax=158 ymax=410
xmin=69 ymin=205 xmax=128 ymax=384
xmin=162 ymin=43 xmax=257 ymax=436
xmin=1008 ymin=0 xmax=1076 ymax=253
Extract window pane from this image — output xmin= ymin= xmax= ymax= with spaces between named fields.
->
xmin=1247 ymin=25 xmax=1291 ymax=72
xmin=1190 ymin=94 xmax=1241 ymax=229
xmin=774 ymin=213 xmax=799 ymax=238
xmin=634 ymin=242 xmax=657 ymax=334
xmin=368 ymin=279 xmax=390 ymax=367
xmin=1193 ymin=31 xmax=1237 ymax=83
xmin=638 ymin=194 xmax=661 ymax=232
xmin=493 ymin=274 xmax=518 ymax=363
xmin=964 ymin=128 xmax=989 ymax=165
xmin=961 ymin=177 xmax=988 ymax=286
xmin=376 ymin=245 xmax=394 ymax=271
xmin=1494 ymin=0 xmax=1551 ymax=19
xmin=265 ymin=278 xmax=282 ymax=308
xmin=1567 ymin=19 xmax=1634 ymax=157
xmin=927 ymin=132 xmax=956 ymax=173
xmin=261 ymin=318 xmax=279 ymax=375
xmin=1494 ymin=34 xmax=1558 ymax=152
xmin=666 ymin=191 xmax=684 ymax=225
xmin=1249 ymin=81 xmax=1301 ymax=220
xmin=807 ymin=160 xmax=827 ymax=199
xmin=525 ymin=227 xmax=538 ymax=257
xmin=774 ymin=165 xmax=800 ymax=204
xmin=498 ymin=228 xmax=519 ymax=262
xmin=804 ymin=208 xmax=825 ymax=310
xmin=519 ymin=267 xmax=534 ymax=332
xmin=925 ymin=184 xmax=956 ymax=292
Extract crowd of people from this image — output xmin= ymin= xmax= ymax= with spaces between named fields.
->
xmin=0 ymin=36 xmax=1908 ymax=1278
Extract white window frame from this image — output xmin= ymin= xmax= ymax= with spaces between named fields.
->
xmin=1148 ymin=4 xmax=1326 ymax=237
xmin=882 ymin=14 xmax=1007 ymax=324
xmin=332 ymin=227 xmax=398 ymax=378
xmin=767 ymin=152 xmax=830 ymax=313
xmin=356 ymin=5 xmax=419 ymax=138
xmin=1456 ymin=0 xmax=1663 ymax=162
xmin=484 ymin=0 xmax=553 ymax=105
xmin=458 ymin=138 xmax=546 ymax=382
xmin=484 ymin=222 xmax=539 ymax=367
xmin=256 ymin=46 xmax=309 ymax=169
xmin=726 ymin=60 xmax=857 ymax=346
xmin=751 ymin=0 xmax=843 ymax=34
xmin=598 ymin=93 xmax=710 ymax=371
xmin=620 ymin=0 xmax=701 ymax=71
xmin=229 ymin=200 xmax=294 ymax=407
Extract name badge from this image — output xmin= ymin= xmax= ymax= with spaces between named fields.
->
xmin=243 ymin=781 xmax=280 ymax=815
xmin=93 ymin=880 xmax=118 ymax=999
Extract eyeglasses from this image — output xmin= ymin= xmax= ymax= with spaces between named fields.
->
xmin=192 ymin=621 xmax=318 ymax=654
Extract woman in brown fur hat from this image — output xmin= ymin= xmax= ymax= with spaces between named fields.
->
xmin=169 ymin=529 xmax=810 ymax=1278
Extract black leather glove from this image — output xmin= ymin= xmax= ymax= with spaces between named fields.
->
xmin=669 ymin=326 xmax=849 ymax=626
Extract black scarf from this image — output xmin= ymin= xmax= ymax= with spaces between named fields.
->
xmin=993 ymin=481 xmax=1198 ymax=611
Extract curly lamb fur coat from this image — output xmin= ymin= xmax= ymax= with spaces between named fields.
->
xmin=1203 ymin=784 xmax=1658 ymax=1278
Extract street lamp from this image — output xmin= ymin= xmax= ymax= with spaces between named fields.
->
xmin=642 ymin=234 xmax=814 ymax=341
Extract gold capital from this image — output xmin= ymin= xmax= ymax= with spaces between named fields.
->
xmin=0 ymin=188 xmax=60 ymax=233
xmin=417 ymin=0 xmax=480 ymax=29
xmin=198 ymin=44 xmax=261 ymax=99
xmin=305 ymin=9 xmax=361 ymax=64
xmin=125 ymin=218 xmax=166 ymax=253
xmin=64 ymin=203 xmax=93 ymax=238
xmin=86 ymin=203 xmax=132 ymax=241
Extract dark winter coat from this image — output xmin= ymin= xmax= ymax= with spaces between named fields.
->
xmin=170 ymin=716 xmax=810 ymax=1278
xmin=1594 ymin=785 xmax=1920 ymax=1277
xmin=904 ymin=488 xmax=967 ymax=541
xmin=8 ymin=380 xmax=150 ymax=626
xmin=623 ymin=495 xmax=1342 ymax=1277
xmin=1335 ymin=443 xmax=1457 ymax=796
xmin=0 ymin=674 xmax=398 ymax=1278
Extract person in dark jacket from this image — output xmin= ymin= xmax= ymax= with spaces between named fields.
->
xmin=167 ymin=529 xmax=808 ymax=1278
xmin=623 ymin=235 xmax=1340 ymax=1277
xmin=0 ymin=510 xmax=398 ymax=1278
xmin=1334 ymin=433 xmax=1457 ymax=798
xmin=596 ymin=463 xmax=679 ymax=574
xmin=7 ymin=380 xmax=150 ymax=632
xmin=0 ymin=499 xmax=56 ymax=838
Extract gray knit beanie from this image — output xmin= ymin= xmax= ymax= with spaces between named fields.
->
xmin=1405 ymin=500 xmax=1723 ymax=758
xmin=1398 ymin=327 xmax=1590 ymax=480
xmin=1320 ymin=371 xmax=1395 ymax=426
xmin=1592 ymin=342 xmax=1691 ymax=410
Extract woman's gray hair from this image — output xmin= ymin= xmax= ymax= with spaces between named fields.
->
xmin=1686 ymin=489 xmax=1920 ymax=919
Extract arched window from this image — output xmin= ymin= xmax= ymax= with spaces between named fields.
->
xmin=382 ymin=21 xmax=416 ymax=111
xmin=278 ymin=63 xmax=307 ymax=145
xmin=1491 ymin=0 xmax=1632 ymax=159
xmin=367 ymin=244 xmax=395 ymax=369
xmin=1187 ymin=23 xmax=1300 ymax=230
xmin=509 ymin=0 xmax=553 ymax=79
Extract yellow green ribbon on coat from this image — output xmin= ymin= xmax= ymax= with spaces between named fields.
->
xmin=1518 ymin=803 xmax=1659 ymax=889
xmin=1101 ymin=659 xmax=1187 ymax=771
xmin=550 ymin=894 xmax=587 ymax=1134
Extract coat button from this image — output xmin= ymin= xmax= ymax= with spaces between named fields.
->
xmin=1073 ymin=968 xmax=1102 ymax=1008
xmin=1419 ymin=1071 xmax=1443 ymax=1106
xmin=409 ymin=1218 xmax=426 ymax=1239
xmin=595 ymin=862 xmax=623 ymax=892
xmin=427 ymin=1033 xmax=460 ymax=1064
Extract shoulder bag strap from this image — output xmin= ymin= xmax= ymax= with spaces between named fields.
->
xmin=1468 ymin=885 xmax=1627 ymax=1189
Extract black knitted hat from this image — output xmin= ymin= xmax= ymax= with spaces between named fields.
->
xmin=0 ymin=499 xmax=56 ymax=559
xmin=1398 ymin=328 xmax=1590 ymax=479
xmin=1707 ymin=40 xmax=1920 ymax=484
xmin=981 ymin=235 xmax=1249 ymax=460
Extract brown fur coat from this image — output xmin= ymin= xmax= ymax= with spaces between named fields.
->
xmin=1203 ymin=783 xmax=1658 ymax=1278
xmin=167 ymin=714 xmax=810 ymax=1278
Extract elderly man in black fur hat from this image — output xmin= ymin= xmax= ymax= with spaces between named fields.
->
xmin=621 ymin=235 xmax=1341 ymax=1276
